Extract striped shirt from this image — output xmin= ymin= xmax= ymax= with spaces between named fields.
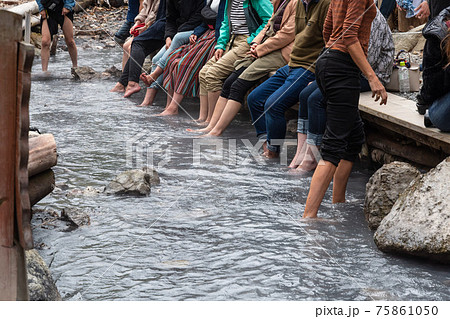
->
xmin=230 ymin=0 xmax=249 ymax=35
xmin=323 ymin=0 xmax=377 ymax=56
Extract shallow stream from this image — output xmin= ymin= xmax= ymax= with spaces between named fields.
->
xmin=29 ymin=46 xmax=450 ymax=301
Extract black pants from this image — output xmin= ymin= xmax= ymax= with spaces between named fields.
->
xmin=220 ymin=67 xmax=259 ymax=103
xmin=419 ymin=37 xmax=448 ymax=105
xmin=119 ymin=38 xmax=164 ymax=86
xmin=316 ymin=49 xmax=364 ymax=167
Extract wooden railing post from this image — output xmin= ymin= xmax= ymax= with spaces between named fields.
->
xmin=0 ymin=9 xmax=34 ymax=301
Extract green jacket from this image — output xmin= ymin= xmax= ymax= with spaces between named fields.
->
xmin=288 ymin=0 xmax=330 ymax=71
xmin=215 ymin=0 xmax=273 ymax=51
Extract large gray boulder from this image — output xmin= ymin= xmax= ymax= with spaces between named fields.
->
xmin=26 ymin=249 xmax=61 ymax=301
xmin=364 ymin=162 xmax=421 ymax=230
xmin=105 ymin=167 xmax=159 ymax=196
xmin=374 ymin=157 xmax=450 ymax=263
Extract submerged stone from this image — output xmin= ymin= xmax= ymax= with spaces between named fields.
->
xmin=374 ymin=157 xmax=450 ymax=264
xmin=105 ymin=167 xmax=159 ymax=196
xmin=71 ymin=66 xmax=100 ymax=81
xmin=364 ymin=161 xmax=421 ymax=230
xmin=61 ymin=208 xmax=91 ymax=228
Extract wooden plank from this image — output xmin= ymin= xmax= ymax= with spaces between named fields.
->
xmin=0 ymin=10 xmax=28 ymax=301
xmin=16 ymin=42 xmax=34 ymax=250
xmin=359 ymin=92 xmax=450 ymax=154
xmin=0 ymin=10 xmax=22 ymax=248
xmin=29 ymin=170 xmax=55 ymax=207
xmin=28 ymin=133 xmax=57 ymax=177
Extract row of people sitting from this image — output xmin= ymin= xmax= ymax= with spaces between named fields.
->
xmin=111 ymin=0 xmax=395 ymax=173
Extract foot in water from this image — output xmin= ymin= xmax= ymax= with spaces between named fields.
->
xmin=186 ymin=126 xmax=211 ymax=133
xmin=296 ymin=144 xmax=320 ymax=172
xmin=110 ymin=82 xmax=125 ymax=93
xmin=155 ymin=107 xmax=178 ymax=116
xmin=123 ymin=82 xmax=141 ymax=98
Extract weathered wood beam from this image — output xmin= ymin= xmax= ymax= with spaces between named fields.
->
xmin=28 ymin=133 xmax=57 ymax=178
xmin=29 ymin=170 xmax=55 ymax=207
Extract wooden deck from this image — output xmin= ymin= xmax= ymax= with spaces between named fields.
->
xmin=358 ymin=92 xmax=450 ymax=167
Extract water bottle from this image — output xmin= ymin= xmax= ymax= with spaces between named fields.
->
xmin=398 ymin=61 xmax=410 ymax=93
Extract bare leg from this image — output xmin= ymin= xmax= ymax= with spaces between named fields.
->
xmin=332 ymin=159 xmax=353 ymax=203
xmin=207 ymin=100 xmax=242 ymax=136
xmin=207 ymin=91 xmax=221 ymax=122
xmin=50 ymin=35 xmax=57 ymax=56
xmin=187 ymin=96 xmax=227 ymax=133
xmin=139 ymin=87 xmax=158 ymax=106
xmin=167 ymin=91 xmax=184 ymax=109
xmin=157 ymin=91 xmax=184 ymax=116
xmin=124 ymin=81 xmax=141 ymax=98
xmin=197 ymin=95 xmax=208 ymax=122
xmin=40 ymin=20 xmax=51 ymax=72
xmin=297 ymin=144 xmax=320 ymax=172
xmin=289 ymin=133 xmax=307 ymax=168
xmin=303 ymin=160 xmax=337 ymax=218
xmin=166 ymin=88 xmax=174 ymax=108
xmin=122 ymin=38 xmax=132 ymax=70
xmin=62 ymin=16 xmax=77 ymax=68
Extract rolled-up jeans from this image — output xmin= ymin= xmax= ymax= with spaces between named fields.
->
xmin=316 ymin=49 xmax=364 ymax=167
xmin=297 ymin=80 xmax=326 ymax=146
xmin=247 ymin=65 xmax=315 ymax=153
xmin=149 ymin=30 xmax=193 ymax=89
xmin=428 ymin=91 xmax=450 ymax=132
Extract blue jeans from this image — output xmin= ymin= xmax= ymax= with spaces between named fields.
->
xmin=149 ymin=30 xmax=193 ymax=89
xmin=248 ymin=65 xmax=315 ymax=153
xmin=428 ymin=91 xmax=450 ymax=132
xmin=297 ymin=81 xmax=326 ymax=146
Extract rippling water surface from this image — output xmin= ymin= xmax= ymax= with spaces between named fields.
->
xmin=29 ymin=46 xmax=450 ymax=301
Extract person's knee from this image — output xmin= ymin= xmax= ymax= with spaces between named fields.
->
xmin=42 ymin=36 xmax=51 ymax=49
xmin=247 ymin=90 xmax=258 ymax=109
xmin=205 ymin=68 xmax=221 ymax=92
xmin=65 ymin=37 xmax=76 ymax=49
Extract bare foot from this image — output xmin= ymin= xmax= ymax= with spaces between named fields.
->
xmin=155 ymin=107 xmax=178 ymax=116
xmin=137 ymin=97 xmax=153 ymax=107
xmin=297 ymin=157 xmax=318 ymax=172
xmin=110 ymin=82 xmax=125 ymax=92
xmin=140 ymin=73 xmax=155 ymax=87
xmin=297 ymin=145 xmax=320 ymax=172
xmin=123 ymin=82 xmax=141 ymax=98
xmin=264 ymin=149 xmax=279 ymax=159
xmin=186 ymin=126 xmax=212 ymax=133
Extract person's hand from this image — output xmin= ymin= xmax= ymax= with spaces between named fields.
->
xmin=369 ymin=76 xmax=388 ymax=105
xmin=135 ymin=25 xmax=146 ymax=35
xmin=40 ymin=10 xmax=47 ymax=19
xmin=165 ymin=37 xmax=172 ymax=49
xmin=130 ymin=21 xmax=141 ymax=34
xmin=62 ymin=7 xmax=70 ymax=15
xmin=397 ymin=4 xmax=404 ymax=11
xmin=215 ymin=49 xmax=224 ymax=60
xmin=249 ymin=44 xmax=258 ymax=58
xmin=189 ymin=34 xmax=197 ymax=44
xmin=415 ymin=1 xmax=430 ymax=20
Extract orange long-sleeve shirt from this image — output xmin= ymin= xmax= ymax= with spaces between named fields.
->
xmin=323 ymin=0 xmax=377 ymax=56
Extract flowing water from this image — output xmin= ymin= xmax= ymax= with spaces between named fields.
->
xmin=29 ymin=46 xmax=449 ymax=301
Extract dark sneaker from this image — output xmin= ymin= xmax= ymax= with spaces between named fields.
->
xmin=424 ymin=110 xmax=435 ymax=128
xmin=416 ymin=94 xmax=430 ymax=115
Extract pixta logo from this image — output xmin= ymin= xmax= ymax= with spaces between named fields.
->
xmin=126 ymin=131 xmax=171 ymax=169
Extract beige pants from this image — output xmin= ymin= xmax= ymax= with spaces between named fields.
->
xmin=199 ymin=34 xmax=249 ymax=95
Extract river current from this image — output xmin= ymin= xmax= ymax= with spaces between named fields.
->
xmin=29 ymin=45 xmax=450 ymax=301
